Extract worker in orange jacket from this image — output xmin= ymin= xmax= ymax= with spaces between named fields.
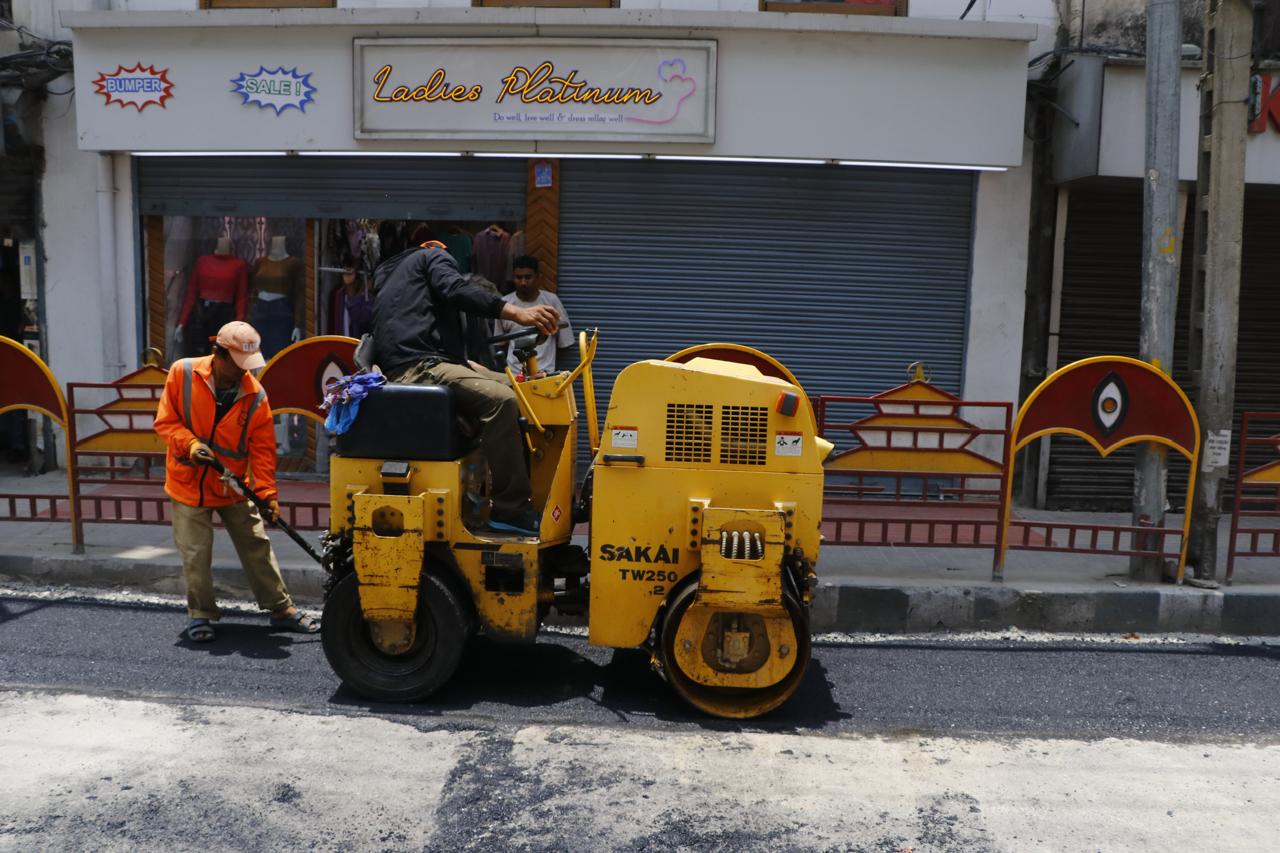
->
xmin=154 ymin=320 xmax=318 ymax=643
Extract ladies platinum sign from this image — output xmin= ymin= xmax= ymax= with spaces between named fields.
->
xmin=354 ymin=38 xmax=716 ymax=142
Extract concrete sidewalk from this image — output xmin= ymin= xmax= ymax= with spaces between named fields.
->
xmin=2 ymin=467 xmax=1278 ymax=635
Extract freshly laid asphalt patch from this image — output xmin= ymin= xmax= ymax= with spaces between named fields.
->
xmin=3 ymin=592 xmax=1280 ymax=740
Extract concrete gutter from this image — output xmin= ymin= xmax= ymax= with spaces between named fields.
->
xmin=4 ymin=548 xmax=1277 ymax=637
xmin=0 ymin=549 xmax=327 ymax=614
xmin=806 ymin=582 xmax=1277 ymax=636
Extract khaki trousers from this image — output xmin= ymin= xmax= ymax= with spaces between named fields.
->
xmin=391 ymin=359 xmax=531 ymax=518
xmin=171 ymin=499 xmax=292 ymax=620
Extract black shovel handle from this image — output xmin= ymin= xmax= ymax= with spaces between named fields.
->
xmin=202 ymin=456 xmax=325 ymax=566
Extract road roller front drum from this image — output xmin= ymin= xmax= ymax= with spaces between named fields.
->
xmin=658 ymin=581 xmax=811 ymax=719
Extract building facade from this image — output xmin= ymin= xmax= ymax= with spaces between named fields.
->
xmin=1041 ymin=55 xmax=1280 ymax=508
xmin=10 ymin=0 xmax=1050 ymax=471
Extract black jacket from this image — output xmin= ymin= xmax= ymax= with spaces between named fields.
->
xmin=371 ymin=246 xmax=506 ymax=375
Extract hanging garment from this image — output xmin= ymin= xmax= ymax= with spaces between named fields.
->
xmin=472 ymin=226 xmax=511 ymax=294
xmin=329 ymin=286 xmax=374 ymax=339
xmin=441 ymin=228 xmax=473 ymax=274
xmin=327 ymin=284 xmax=347 ymax=337
xmin=504 ymin=230 xmax=527 ymax=291
xmin=345 ymin=289 xmax=374 ymax=339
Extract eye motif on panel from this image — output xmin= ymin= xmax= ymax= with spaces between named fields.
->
xmin=316 ymin=356 xmax=347 ymax=406
xmin=1091 ymin=372 xmax=1129 ymax=436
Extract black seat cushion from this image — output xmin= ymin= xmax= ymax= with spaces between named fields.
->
xmin=335 ymin=383 xmax=463 ymax=461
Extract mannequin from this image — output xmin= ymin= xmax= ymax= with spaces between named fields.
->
xmin=249 ymin=235 xmax=305 ymax=360
xmin=175 ymin=236 xmax=247 ymax=357
xmin=328 ymin=261 xmax=373 ymax=339
xmin=268 ymin=235 xmax=288 ymax=262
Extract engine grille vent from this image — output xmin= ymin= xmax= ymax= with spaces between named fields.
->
xmin=665 ymin=403 xmax=713 ymax=463
xmin=719 ymin=405 xmax=769 ymax=465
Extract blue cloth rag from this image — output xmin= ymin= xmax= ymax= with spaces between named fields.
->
xmin=321 ymin=372 xmax=386 ymax=435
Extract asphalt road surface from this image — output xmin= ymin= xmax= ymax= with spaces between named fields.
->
xmin=3 ymin=590 xmax=1280 ymax=851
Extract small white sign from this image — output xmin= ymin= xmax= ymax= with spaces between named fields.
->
xmin=1202 ymin=429 xmax=1233 ymax=472
xmin=775 ymin=432 xmax=803 ymax=457
xmin=611 ymin=427 xmax=638 ymax=449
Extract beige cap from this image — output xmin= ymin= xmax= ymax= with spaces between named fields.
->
xmin=214 ymin=321 xmax=267 ymax=370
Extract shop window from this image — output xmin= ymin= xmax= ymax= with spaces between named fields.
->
xmin=199 ymin=1 xmax=336 ymax=9
xmin=473 ymin=0 xmax=617 ymax=7
xmin=149 ymin=215 xmax=530 ymax=469
xmin=156 ymin=215 xmax=312 ymax=462
xmin=759 ymin=0 xmax=906 ymax=14
xmin=316 ymin=218 xmax=526 ymax=371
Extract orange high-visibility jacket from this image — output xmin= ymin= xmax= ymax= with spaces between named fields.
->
xmin=154 ymin=356 xmax=278 ymax=508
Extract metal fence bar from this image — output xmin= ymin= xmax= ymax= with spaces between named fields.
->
xmin=1007 ymin=521 xmax=1180 ymax=559
xmin=1224 ymin=413 xmax=1280 ymax=579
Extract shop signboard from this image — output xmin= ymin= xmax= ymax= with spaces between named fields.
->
xmin=354 ymin=38 xmax=716 ymax=142
xmin=1249 ymin=74 xmax=1280 ymax=135
xmin=93 ymin=63 xmax=173 ymax=112
xmin=231 ymin=66 xmax=317 ymax=116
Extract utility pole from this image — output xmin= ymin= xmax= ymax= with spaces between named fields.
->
xmin=1186 ymin=0 xmax=1254 ymax=582
xmin=1131 ymin=0 xmax=1183 ymax=581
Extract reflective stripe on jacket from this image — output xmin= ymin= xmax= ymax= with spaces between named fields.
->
xmin=153 ymin=356 xmax=278 ymax=508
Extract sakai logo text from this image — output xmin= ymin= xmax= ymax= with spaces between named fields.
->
xmin=598 ymin=544 xmax=679 ymax=564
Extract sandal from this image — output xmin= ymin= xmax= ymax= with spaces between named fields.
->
xmin=182 ymin=618 xmax=215 ymax=643
xmin=269 ymin=611 xmax=320 ymax=634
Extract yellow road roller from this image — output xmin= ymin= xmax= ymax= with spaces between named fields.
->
xmin=319 ymin=332 xmax=832 ymax=718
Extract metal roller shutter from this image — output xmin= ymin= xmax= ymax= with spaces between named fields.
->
xmin=1235 ymin=186 xmax=1280 ymax=422
xmin=1049 ymin=184 xmax=1280 ymax=509
xmin=1050 ymin=187 xmax=1168 ymax=509
xmin=136 ymin=155 xmax=526 ymax=221
xmin=558 ymin=159 xmax=976 ymax=439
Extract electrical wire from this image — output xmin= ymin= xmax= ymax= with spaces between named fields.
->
xmin=50 ymin=89 xmax=75 ymax=120
xmin=0 ymin=17 xmax=57 ymax=46
xmin=0 ymin=16 xmax=73 ymax=91
xmin=1203 ymin=46 xmax=1256 ymax=61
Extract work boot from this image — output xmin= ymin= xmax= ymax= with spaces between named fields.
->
xmin=488 ymin=503 xmax=540 ymax=537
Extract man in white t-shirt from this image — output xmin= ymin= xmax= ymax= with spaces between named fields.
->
xmin=495 ymin=255 xmax=574 ymax=374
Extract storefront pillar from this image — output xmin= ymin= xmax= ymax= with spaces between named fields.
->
xmin=95 ymin=152 xmax=124 ymax=376
xmin=526 ymin=159 xmax=560 ymax=294
xmin=144 ymin=215 xmax=166 ymax=363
